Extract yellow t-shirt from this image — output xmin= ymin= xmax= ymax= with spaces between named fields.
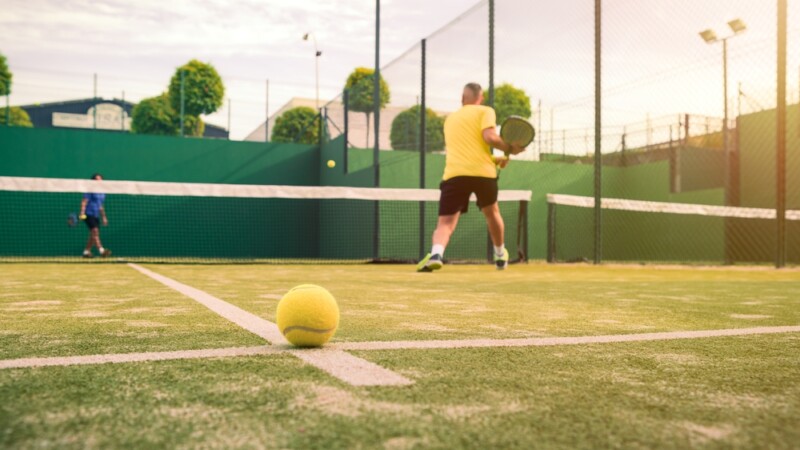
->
xmin=442 ymin=105 xmax=497 ymax=180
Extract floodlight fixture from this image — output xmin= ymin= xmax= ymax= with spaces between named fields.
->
xmin=727 ymin=18 xmax=747 ymax=35
xmin=699 ymin=29 xmax=718 ymax=44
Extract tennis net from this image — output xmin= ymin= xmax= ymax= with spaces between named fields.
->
xmin=0 ymin=176 xmax=530 ymax=264
xmin=547 ymin=194 xmax=800 ymax=265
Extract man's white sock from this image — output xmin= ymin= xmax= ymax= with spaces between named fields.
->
xmin=83 ymin=250 xmax=90 ymax=255
xmin=431 ymin=244 xmax=445 ymax=257
xmin=494 ymin=245 xmax=505 ymax=256
xmin=99 ymin=247 xmax=105 ymax=254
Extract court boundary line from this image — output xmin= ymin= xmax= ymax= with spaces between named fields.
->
xmin=127 ymin=263 xmax=413 ymax=386
xmin=2 ymin=325 xmax=798 ymax=373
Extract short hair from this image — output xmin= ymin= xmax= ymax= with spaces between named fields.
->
xmin=91 ymin=173 xmax=103 ymax=180
xmin=464 ymin=83 xmax=482 ymax=97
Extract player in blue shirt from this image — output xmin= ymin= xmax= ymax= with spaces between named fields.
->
xmin=80 ymin=173 xmax=111 ymax=258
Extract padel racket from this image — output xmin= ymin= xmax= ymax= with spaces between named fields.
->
xmin=499 ymin=116 xmax=535 ymax=155
xmin=67 ymin=213 xmax=78 ymax=227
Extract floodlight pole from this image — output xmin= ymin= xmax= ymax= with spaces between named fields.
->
xmin=302 ymin=33 xmax=321 ymax=110
xmin=722 ymin=37 xmax=730 ymax=209
xmin=699 ymin=20 xmax=746 ymax=265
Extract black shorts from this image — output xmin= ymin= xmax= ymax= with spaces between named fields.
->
xmin=438 ymin=176 xmax=499 ymax=216
xmin=85 ymin=215 xmax=100 ymax=230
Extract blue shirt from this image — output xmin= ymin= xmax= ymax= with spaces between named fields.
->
xmin=83 ymin=192 xmax=105 ymax=217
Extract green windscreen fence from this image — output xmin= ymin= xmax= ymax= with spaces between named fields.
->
xmin=547 ymin=194 xmax=800 ymax=264
xmin=0 ymin=176 xmax=529 ymax=264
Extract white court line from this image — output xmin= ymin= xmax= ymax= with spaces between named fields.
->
xmin=128 ymin=264 xmax=287 ymax=344
xmin=0 ymin=346 xmax=279 ymax=370
xmin=2 ymin=326 xmax=798 ymax=374
xmin=331 ymin=326 xmax=800 ymax=351
xmin=127 ymin=263 xmax=413 ymax=386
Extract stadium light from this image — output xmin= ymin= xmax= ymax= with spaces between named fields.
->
xmin=302 ymin=32 xmax=322 ymax=110
xmin=728 ymin=19 xmax=747 ymax=35
xmin=699 ymin=29 xmax=718 ymax=43
xmin=698 ymin=19 xmax=747 ymax=212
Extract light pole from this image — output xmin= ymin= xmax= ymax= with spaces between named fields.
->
xmin=699 ymin=18 xmax=747 ymax=207
xmin=302 ymin=32 xmax=322 ymax=110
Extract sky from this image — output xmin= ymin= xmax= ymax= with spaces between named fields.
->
xmin=1 ymin=0 xmax=796 ymax=148
xmin=0 ymin=0 xmax=480 ymax=139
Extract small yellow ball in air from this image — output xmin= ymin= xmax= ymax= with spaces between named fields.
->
xmin=327 ymin=160 xmax=336 ymax=168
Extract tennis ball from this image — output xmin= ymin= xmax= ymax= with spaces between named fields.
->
xmin=276 ymin=284 xmax=339 ymax=347
xmin=327 ymin=159 xmax=336 ymax=168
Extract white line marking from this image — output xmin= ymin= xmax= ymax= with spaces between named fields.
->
xmin=0 ymin=346 xmax=279 ymax=370
xmin=1 ymin=326 xmax=797 ymax=375
xmin=330 ymin=326 xmax=800 ymax=351
xmin=127 ymin=263 xmax=412 ymax=386
xmin=289 ymin=349 xmax=413 ymax=386
xmin=128 ymin=263 xmax=287 ymax=344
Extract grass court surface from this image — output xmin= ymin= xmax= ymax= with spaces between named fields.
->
xmin=1 ymin=262 xmax=799 ymax=449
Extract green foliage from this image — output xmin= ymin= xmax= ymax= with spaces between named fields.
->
xmin=177 ymin=114 xmax=205 ymax=137
xmin=131 ymin=93 xmax=205 ymax=137
xmin=131 ymin=93 xmax=178 ymax=136
xmin=344 ymin=67 xmax=390 ymax=114
xmin=271 ymin=106 xmax=319 ymax=145
xmin=168 ymin=60 xmax=225 ymax=116
xmin=482 ymin=83 xmax=531 ymax=125
xmin=390 ymin=105 xmax=444 ymax=151
xmin=344 ymin=67 xmax=391 ymax=147
xmin=0 ymin=106 xmax=32 ymax=127
xmin=0 ymin=53 xmax=11 ymax=96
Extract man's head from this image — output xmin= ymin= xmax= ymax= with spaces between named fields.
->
xmin=462 ymin=83 xmax=483 ymax=105
xmin=91 ymin=173 xmax=103 ymax=181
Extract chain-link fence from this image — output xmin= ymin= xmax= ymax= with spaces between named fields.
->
xmin=319 ymin=0 xmax=798 ymax=266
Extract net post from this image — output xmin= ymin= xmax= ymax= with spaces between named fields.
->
xmin=519 ymin=200 xmax=529 ymax=262
xmin=419 ymin=38 xmax=427 ymax=261
xmin=547 ymin=200 xmax=556 ymax=263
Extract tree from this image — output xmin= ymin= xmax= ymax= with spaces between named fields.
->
xmin=131 ymin=93 xmax=205 ymax=137
xmin=344 ymin=67 xmax=390 ymax=147
xmin=167 ymin=59 xmax=225 ymax=117
xmin=482 ymin=83 xmax=531 ymax=125
xmin=0 ymin=107 xmax=32 ymax=127
xmin=179 ymin=114 xmax=205 ymax=138
xmin=390 ymin=105 xmax=444 ymax=152
xmin=131 ymin=93 xmax=178 ymax=136
xmin=271 ymin=106 xmax=319 ymax=145
xmin=0 ymin=53 xmax=12 ymax=96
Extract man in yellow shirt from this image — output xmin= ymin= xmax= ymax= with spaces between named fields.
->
xmin=417 ymin=82 xmax=523 ymax=272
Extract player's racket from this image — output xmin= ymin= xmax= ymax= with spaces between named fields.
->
xmin=67 ymin=213 xmax=78 ymax=227
xmin=499 ymin=116 xmax=535 ymax=155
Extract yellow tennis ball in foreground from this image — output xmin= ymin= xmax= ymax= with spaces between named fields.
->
xmin=276 ymin=284 xmax=339 ymax=347
xmin=327 ymin=159 xmax=336 ymax=168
